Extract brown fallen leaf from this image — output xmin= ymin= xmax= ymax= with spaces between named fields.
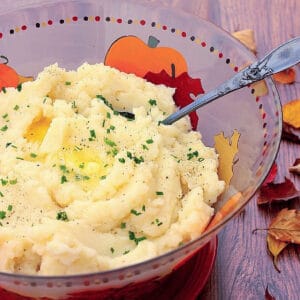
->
xmin=214 ymin=130 xmax=240 ymax=187
xmin=267 ymin=234 xmax=288 ymax=273
xmin=282 ymin=122 xmax=300 ymax=143
xmin=232 ymin=29 xmax=257 ymax=53
xmin=283 ymin=99 xmax=300 ymax=128
xmin=289 ymin=158 xmax=300 ymax=174
xmin=268 ymin=208 xmax=300 ymax=244
xmin=257 ymin=177 xmax=300 ymax=205
xmin=262 ymin=163 xmax=278 ymax=186
xmin=273 ymin=68 xmax=296 ymax=84
xmin=265 ymin=286 xmax=276 ymax=300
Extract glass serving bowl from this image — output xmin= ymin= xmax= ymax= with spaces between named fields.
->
xmin=0 ymin=0 xmax=281 ymax=299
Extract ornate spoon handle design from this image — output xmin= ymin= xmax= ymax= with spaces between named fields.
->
xmin=162 ymin=37 xmax=300 ymax=125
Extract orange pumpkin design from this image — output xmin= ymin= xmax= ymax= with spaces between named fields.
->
xmin=0 ymin=55 xmax=33 ymax=90
xmin=104 ymin=35 xmax=188 ymax=78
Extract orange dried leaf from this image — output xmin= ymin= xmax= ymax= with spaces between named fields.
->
xmin=273 ymin=68 xmax=296 ymax=84
xmin=283 ymin=99 xmax=300 ymax=129
xmin=268 ymin=208 xmax=300 ymax=244
xmin=214 ymin=130 xmax=240 ymax=187
xmin=267 ymin=234 xmax=288 ymax=273
xmin=289 ymin=158 xmax=300 ymax=174
xmin=232 ymin=29 xmax=256 ymax=54
xmin=206 ymin=192 xmax=242 ymax=230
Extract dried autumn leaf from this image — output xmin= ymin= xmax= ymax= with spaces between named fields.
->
xmin=257 ymin=177 xmax=300 ymax=205
xmin=283 ymin=99 xmax=300 ymax=128
xmin=282 ymin=122 xmax=300 ymax=143
xmin=232 ymin=29 xmax=257 ymax=53
xmin=267 ymin=234 xmax=288 ymax=273
xmin=262 ymin=163 xmax=278 ymax=186
xmin=265 ymin=286 xmax=276 ymax=300
xmin=273 ymin=67 xmax=296 ymax=84
xmin=268 ymin=208 xmax=300 ymax=244
xmin=289 ymin=158 xmax=300 ymax=174
xmin=214 ymin=130 xmax=240 ymax=187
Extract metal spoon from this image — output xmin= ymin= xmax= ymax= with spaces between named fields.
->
xmin=162 ymin=37 xmax=300 ymax=125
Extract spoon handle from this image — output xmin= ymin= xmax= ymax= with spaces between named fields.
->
xmin=162 ymin=37 xmax=300 ymax=125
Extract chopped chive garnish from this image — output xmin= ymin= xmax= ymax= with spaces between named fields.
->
xmin=9 ymin=179 xmax=17 ymax=185
xmin=1 ymin=125 xmax=8 ymax=131
xmin=102 ymin=119 xmax=106 ymax=127
xmin=120 ymin=222 xmax=126 ymax=229
xmin=96 ymin=95 xmax=114 ymax=110
xmin=126 ymin=151 xmax=133 ymax=159
xmin=7 ymin=205 xmax=12 ymax=211
xmin=0 ymin=192 xmax=3 ymax=197
xmin=142 ymin=144 xmax=148 ymax=150
xmin=61 ymin=175 xmax=68 ymax=184
xmin=123 ymin=250 xmax=130 ymax=255
xmin=74 ymin=146 xmax=82 ymax=151
xmin=118 ymin=158 xmax=125 ymax=163
xmin=65 ymin=81 xmax=71 ymax=85
xmin=16 ymin=84 xmax=22 ymax=92
xmin=30 ymin=153 xmax=37 ymax=158
xmin=100 ymin=175 xmax=106 ymax=180
xmin=56 ymin=211 xmax=69 ymax=221
xmin=79 ymin=162 xmax=85 ymax=169
xmin=198 ymin=158 xmax=205 ymax=162
xmin=112 ymin=148 xmax=118 ymax=156
xmin=156 ymin=191 xmax=164 ymax=196
xmin=0 ymin=211 xmax=6 ymax=219
xmin=16 ymin=157 xmax=24 ymax=160
xmin=104 ymin=137 xmax=116 ymax=147
xmin=148 ymin=99 xmax=157 ymax=106
xmin=1 ymin=179 xmax=7 ymax=186
xmin=146 ymin=139 xmax=153 ymax=144
xmin=187 ymin=150 xmax=199 ymax=160
xmin=60 ymin=165 xmax=68 ymax=173
xmin=130 ymin=209 xmax=141 ymax=216
xmin=110 ymin=247 xmax=115 ymax=254
xmin=2 ymin=113 xmax=8 ymax=119
xmin=2 ymin=87 xmax=6 ymax=93
xmin=113 ymin=111 xmax=119 ymax=115
xmin=128 ymin=231 xmax=147 ymax=245
xmin=89 ymin=129 xmax=96 ymax=141
xmin=142 ymin=205 xmax=146 ymax=211
xmin=133 ymin=156 xmax=144 ymax=164
xmin=106 ymin=112 xmax=111 ymax=119
xmin=13 ymin=105 xmax=19 ymax=111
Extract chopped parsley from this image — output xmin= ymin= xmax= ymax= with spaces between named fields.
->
xmin=7 ymin=205 xmax=12 ymax=211
xmin=133 ymin=156 xmax=144 ymax=164
xmin=56 ymin=211 xmax=69 ymax=221
xmin=142 ymin=205 xmax=146 ymax=211
xmin=106 ymin=112 xmax=111 ymax=119
xmin=1 ymin=125 xmax=8 ymax=132
xmin=0 ymin=211 xmax=6 ymax=219
xmin=126 ymin=151 xmax=133 ymax=159
xmin=100 ymin=175 xmax=106 ymax=180
xmin=2 ymin=113 xmax=8 ymax=119
xmin=142 ymin=144 xmax=149 ymax=150
xmin=30 ymin=153 xmax=37 ymax=158
xmin=79 ymin=162 xmax=85 ymax=169
xmin=156 ymin=191 xmax=164 ymax=196
xmin=13 ymin=105 xmax=19 ymax=111
xmin=2 ymin=87 xmax=6 ymax=93
xmin=61 ymin=175 xmax=68 ymax=184
xmin=104 ymin=137 xmax=116 ymax=147
xmin=146 ymin=139 xmax=154 ymax=144
xmin=0 ymin=192 xmax=3 ymax=197
xmin=120 ymin=222 xmax=126 ymax=229
xmin=65 ymin=81 xmax=71 ymax=85
xmin=118 ymin=158 xmax=125 ymax=164
xmin=154 ymin=218 xmax=163 ymax=226
xmin=110 ymin=247 xmax=115 ymax=254
xmin=130 ymin=209 xmax=142 ymax=216
xmin=148 ymin=99 xmax=157 ymax=106
xmin=128 ymin=231 xmax=147 ymax=245
xmin=89 ymin=129 xmax=96 ymax=141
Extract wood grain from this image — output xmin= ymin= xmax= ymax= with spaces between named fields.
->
xmin=148 ymin=0 xmax=300 ymax=298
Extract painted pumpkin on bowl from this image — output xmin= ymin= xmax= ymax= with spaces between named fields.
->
xmin=104 ymin=35 xmax=188 ymax=78
xmin=0 ymin=55 xmax=33 ymax=90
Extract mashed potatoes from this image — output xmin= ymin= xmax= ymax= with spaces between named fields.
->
xmin=0 ymin=63 xmax=224 ymax=275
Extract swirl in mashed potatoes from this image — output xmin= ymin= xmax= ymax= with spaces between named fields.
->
xmin=0 ymin=63 xmax=224 ymax=275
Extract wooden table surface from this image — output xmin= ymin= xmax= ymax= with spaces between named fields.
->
xmin=148 ymin=1 xmax=300 ymax=299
